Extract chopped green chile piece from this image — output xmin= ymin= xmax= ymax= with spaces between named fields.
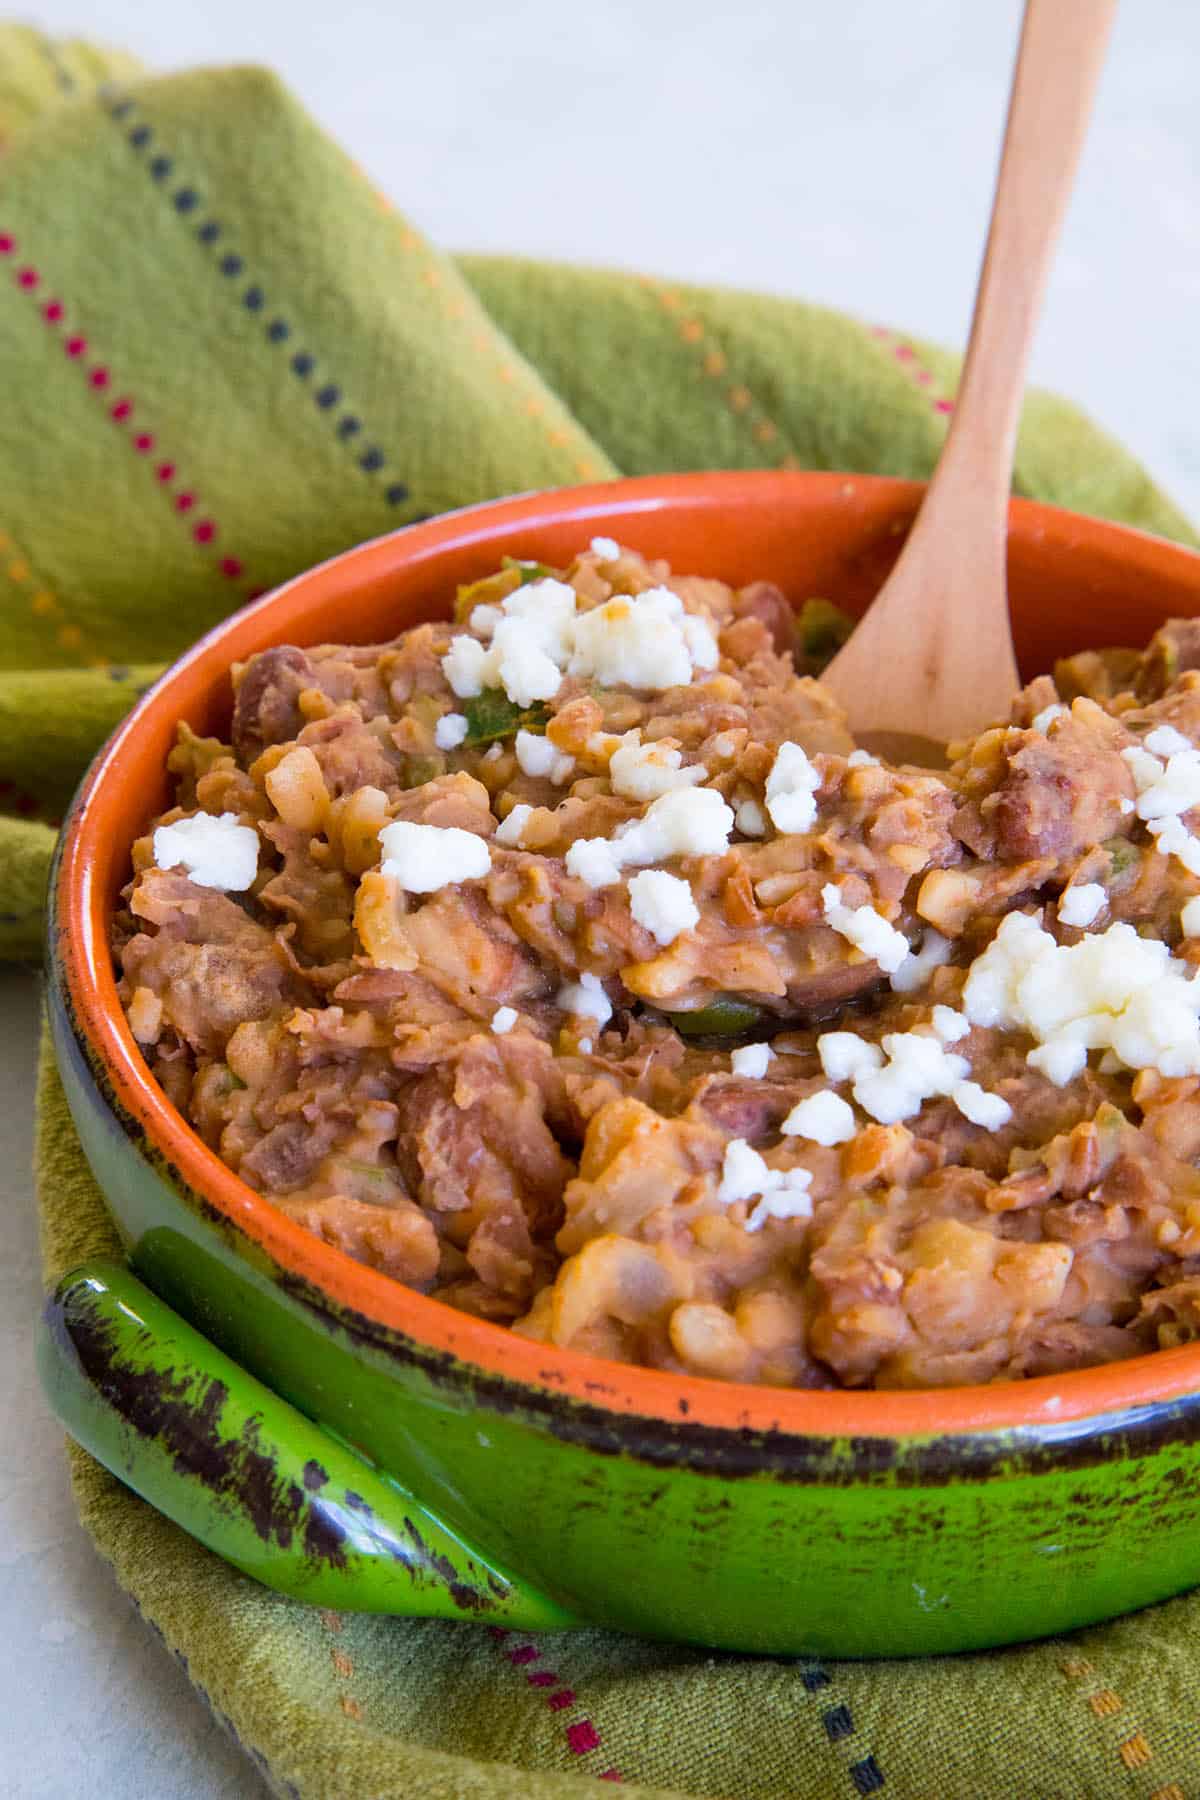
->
xmin=501 ymin=556 xmax=557 ymax=585
xmin=1105 ymin=836 xmax=1141 ymax=880
xmin=462 ymin=691 xmax=551 ymax=746
xmin=666 ymin=998 xmax=765 ymax=1038
xmin=795 ymin=598 xmax=855 ymax=673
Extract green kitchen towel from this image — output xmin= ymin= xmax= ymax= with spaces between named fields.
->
xmin=11 ymin=22 xmax=1200 ymax=1798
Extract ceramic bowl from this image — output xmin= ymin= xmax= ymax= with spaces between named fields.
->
xmin=39 ymin=471 xmax=1200 ymax=1657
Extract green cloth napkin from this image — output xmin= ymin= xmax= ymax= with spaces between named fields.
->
xmin=10 ymin=23 xmax=1200 ymax=1797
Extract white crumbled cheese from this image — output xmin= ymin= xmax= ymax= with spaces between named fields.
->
xmin=931 ymin=1005 xmax=969 ymax=1044
xmin=715 ymin=1139 xmax=814 ymax=1232
xmin=951 ymin=1081 xmax=1012 ymax=1129
xmin=468 ymin=603 xmax=503 ymax=637
xmin=1058 ymin=883 xmax=1106 ymax=929
xmin=442 ymin=635 xmax=489 ymax=699
xmin=449 ymin=575 xmax=721 ymax=708
xmin=578 ymin=1037 xmax=594 ymax=1055
xmin=491 ymin=1006 xmax=517 ymax=1034
xmin=1122 ymin=739 xmax=1200 ymax=865
xmin=490 ymin=622 xmax=563 ymax=709
xmin=680 ymin=613 xmax=720 ymax=670
xmin=1119 ymin=797 xmax=1135 ymax=815
xmin=1182 ymin=896 xmax=1200 ymax=937
xmin=628 ymin=869 xmax=699 ymax=945
xmin=1032 ymin=702 xmax=1068 ymax=734
xmin=443 ymin=578 xmax=577 ymax=709
xmin=590 ymin=536 xmax=620 ymax=560
xmin=567 ymin=787 xmax=734 ymax=889
xmin=498 ymin=578 xmax=579 ymax=662
xmin=764 ymin=741 xmax=821 ymax=834
xmin=483 ymin=743 xmax=504 ymax=763
xmin=609 ymin=737 xmax=707 ymax=801
xmin=494 ymin=803 xmax=533 ymax=848
xmin=378 ymin=819 xmax=491 ymax=893
xmin=434 ymin=712 xmax=469 ymax=750
xmin=889 ymin=928 xmax=951 ymax=994
xmin=817 ymin=1031 xmax=884 ymax=1084
xmin=731 ymin=1042 xmax=773 ymax=1080
xmin=152 ymin=811 xmax=259 ymax=892
xmin=614 ymin=787 xmax=735 ymax=865
xmin=963 ymin=909 xmax=1200 ymax=1083
xmin=782 ymin=1090 xmax=856 ymax=1145
xmin=1146 ymin=724 xmax=1192 ymax=757
xmin=557 ymin=970 xmax=613 ymax=1027
xmin=846 ymin=748 xmax=879 ymax=767
xmin=1150 ymin=814 xmax=1200 ymax=878
xmin=852 ymin=1030 xmax=971 ymax=1125
xmin=822 ymin=882 xmax=911 ymax=976
xmin=735 ymin=799 xmax=767 ymax=838
xmin=569 ymin=585 xmax=715 ymax=691
xmin=515 ymin=728 xmax=574 ymax=785
xmin=745 ymin=1183 xmax=815 ymax=1232
xmin=565 ymin=837 xmax=626 ymax=889
xmin=1027 ymin=1037 xmax=1089 ymax=1086
xmin=711 ymin=732 xmax=739 ymax=759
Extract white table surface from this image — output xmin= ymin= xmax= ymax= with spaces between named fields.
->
xmin=4 ymin=2 xmax=1199 ymax=1795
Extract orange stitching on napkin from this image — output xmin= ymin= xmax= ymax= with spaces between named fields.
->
xmin=0 ymin=520 xmax=105 ymax=666
xmin=487 ymin=1628 xmax=622 ymax=1781
xmin=1119 ymin=1733 xmax=1153 ymax=1770
xmin=320 ymin=1611 xmax=364 ymax=1724
xmin=867 ymin=324 xmax=956 ymax=417
xmin=2 ymin=233 xmax=259 ymax=598
xmin=1060 ymin=1654 xmax=1177 ymax=1790
xmin=338 ymin=160 xmax=606 ymax=484
xmin=638 ymin=276 xmax=802 ymax=471
xmin=1088 ymin=1688 xmax=1123 ymax=1717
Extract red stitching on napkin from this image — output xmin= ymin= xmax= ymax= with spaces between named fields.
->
xmin=869 ymin=323 xmax=957 ymax=417
xmin=489 ymin=1634 xmax=622 ymax=1781
xmin=1 ymin=228 xmax=254 ymax=591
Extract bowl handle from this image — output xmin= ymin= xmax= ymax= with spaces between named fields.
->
xmin=38 ymin=1259 xmax=580 ymax=1629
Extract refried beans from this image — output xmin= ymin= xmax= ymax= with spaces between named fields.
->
xmin=114 ymin=538 xmax=1200 ymax=1390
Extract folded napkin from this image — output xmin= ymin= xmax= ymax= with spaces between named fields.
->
xmin=12 ymin=24 xmax=1200 ymax=1797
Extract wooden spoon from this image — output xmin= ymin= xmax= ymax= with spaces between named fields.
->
xmin=821 ymin=0 xmax=1117 ymax=765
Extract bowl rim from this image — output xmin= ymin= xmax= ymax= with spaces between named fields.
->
xmin=55 ymin=468 xmax=1200 ymax=1442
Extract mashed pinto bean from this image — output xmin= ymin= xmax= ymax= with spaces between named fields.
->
xmin=116 ymin=548 xmax=1200 ymax=1389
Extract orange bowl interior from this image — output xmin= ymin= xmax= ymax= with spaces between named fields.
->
xmin=57 ymin=471 xmax=1200 ymax=1440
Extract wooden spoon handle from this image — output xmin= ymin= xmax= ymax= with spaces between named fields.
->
xmin=820 ymin=0 xmax=1116 ymax=748
xmin=931 ymin=0 xmax=1118 ymax=523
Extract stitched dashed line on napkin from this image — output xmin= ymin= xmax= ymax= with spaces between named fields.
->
xmin=320 ymin=1610 xmax=366 ymax=1722
xmin=99 ymin=86 xmax=422 ymax=517
xmin=1 ymin=231 xmax=259 ymax=595
xmin=637 ymin=274 xmax=804 ymax=469
xmin=488 ymin=1628 xmax=623 ymax=1781
xmin=31 ymin=28 xmax=77 ymax=96
xmin=797 ymin=1665 xmax=887 ymax=1795
xmin=867 ymin=323 xmax=956 ymax=418
xmin=1059 ymin=1653 xmax=1181 ymax=1795
xmin=0 ymin=515 xmax=107 ymax=666
xmin=358 ymin=167 xmax=607 ymax=486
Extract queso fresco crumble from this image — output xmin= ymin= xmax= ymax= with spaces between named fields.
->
xmin=116 ymin=537 xmax=1200 ymax=1390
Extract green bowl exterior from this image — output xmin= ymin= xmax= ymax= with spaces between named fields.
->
xmin=45 ymin=940 xmax=1200 ymax=1657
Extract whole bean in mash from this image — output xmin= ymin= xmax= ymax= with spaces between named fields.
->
xmin=115 ymin=539 xmax=1200 ymax=1389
